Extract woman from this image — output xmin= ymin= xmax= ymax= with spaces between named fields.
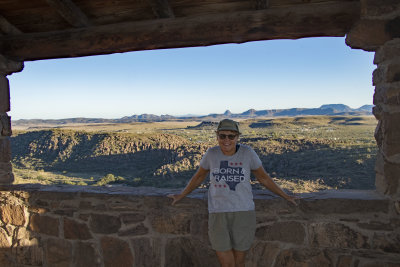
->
xmin=168 ymin=119 xmax=297 ymax=267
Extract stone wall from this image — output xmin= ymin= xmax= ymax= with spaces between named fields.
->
xmin=345 ymin=0 xmax=400 ymax=198
xmin=0 ymin=55 xmax=23 ymax=185
xmin=0 ymin=185 xmax=399 ymax=267
xmin=373 ymin=39 xmax=400 ymax=197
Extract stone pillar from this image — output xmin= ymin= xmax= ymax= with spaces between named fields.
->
xmin=346 ymin=0 xmax=400 ymax=197
xmin=0 ymin=55 xmax=24 ymax=184
xmin=373 ymin=40 xmax=400 ymax=197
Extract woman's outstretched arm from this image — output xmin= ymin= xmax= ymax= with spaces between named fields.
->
xmin=168 ymin=167 xmax=209 ymax=205
xmin=252 ymin=166 xmax=298 ymax=206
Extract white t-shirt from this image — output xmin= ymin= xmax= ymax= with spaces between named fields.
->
xmin=200 ymin=144 xmax=262 ymax=213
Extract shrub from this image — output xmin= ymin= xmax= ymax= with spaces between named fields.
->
xmin=94 ymin=173 xmax=125 ymax=186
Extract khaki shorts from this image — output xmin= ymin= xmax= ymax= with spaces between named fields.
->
xmin=208 ymin=210 xmax=256 ymax=252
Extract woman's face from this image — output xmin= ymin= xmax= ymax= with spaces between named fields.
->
xmin=217 ymin=130 xmax=239 ymax=156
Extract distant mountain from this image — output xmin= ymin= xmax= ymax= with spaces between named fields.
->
xmin=223 ymin=110 xmax=232 ymax=116
xmin=118 ymin=114 xmax=175 ymax=122
xmin=356 ymin=105 xmax=373 ymax=112
xmin=12 ymin=104 xmax=373 ymax=125
xmin=320 ymin=104 xmax=353 ymax=112
xmin=195 ymin=104 xmax=372 ymax=120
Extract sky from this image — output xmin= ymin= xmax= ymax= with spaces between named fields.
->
xmin=7 ymin=37 xmax=376 ymax=120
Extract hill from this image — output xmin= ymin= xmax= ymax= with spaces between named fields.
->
xmin=12 ymin=104 xmax=373 ymax=126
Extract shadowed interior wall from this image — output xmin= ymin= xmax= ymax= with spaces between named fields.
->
xmin=0 ymin=186 xmax=399 ymax=266
xmin=0 ymin=56 xmax=23 ymax=184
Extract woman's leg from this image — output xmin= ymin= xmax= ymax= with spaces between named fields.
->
xmin=233 ymin=250 xmax=246 ymax=267
xmin=216 ymin=250 xmax=247 ymax=267
xmin=216 ymin=250 xmax=235 ymax=267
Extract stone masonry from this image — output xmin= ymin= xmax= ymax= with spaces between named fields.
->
xmin=0 ymin=185 xmax=399 ymax=267
xmin=0 ymin=55 xmax=23 ymax=185
xmin=346 ymin=0 xmax=400 ymax=198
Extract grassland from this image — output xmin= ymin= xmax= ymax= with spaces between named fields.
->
xmin=11 ymin=115 xmax=377 ymax=193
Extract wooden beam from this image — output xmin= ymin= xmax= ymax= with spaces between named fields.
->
xmin=254 ymin=0 xmax=269 ymax=10
xmin=149 ymin=0 xmax=175 ymax=19
xmin=0 ymin=15 xmax=22 ymax=35
xmin=0 ymin=2 xmax=360 ymax=61
xmin=45 ymin=0 xmax=90 ymax=27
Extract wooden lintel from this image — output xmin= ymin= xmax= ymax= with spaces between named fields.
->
xmin=150 ymin=0 xmax=175 ymax=19
xmin=254 ymin=0 xmax=269 ymax=10
xmin=45 ymin=0 xmax=90 ymax=28
xmin=0 ymin=2 xmax=360 ymax=61
xmin=0 ymin=15 xmax=22 ymax=35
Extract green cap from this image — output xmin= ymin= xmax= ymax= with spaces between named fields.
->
xmin=216 ymin=119 xmax=240 ymax=133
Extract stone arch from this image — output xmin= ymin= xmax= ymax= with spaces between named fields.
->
xmin=0 ymin=2 xmax=400 ymax=266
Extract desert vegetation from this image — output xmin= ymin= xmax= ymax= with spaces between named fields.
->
xmin=11 ymin=116 xmax=377 ymax=193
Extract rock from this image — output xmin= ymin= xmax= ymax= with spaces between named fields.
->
xmin=101 ymin=237 xmax=133 ymax=267
xmin=381 ymin=111 xmax=400 ymax=157
xmin=45 ymin=238 xmax=72 ymax=267
xmin=309 ymin=222 xmax=369 ymax=249
xmin=336 ymin=255 xmax=353 ymax=267
xmin=373 ymin=63 xmax=400 ymax=86
xmin=12 ymin=237 xmax=43 ymax=266
xmin=246 ymin=241 xmax=281 ymax=267
xmin=0 ymin=113 xmax=11 ymax=136
xmin=0 ymin=250 xmax=13 ymax=267
xmin=386 ymin=63 xmax=400 ymax=83
xmin=0 ymin=137 xmax=11 ymax=162
xmin=376 ymin=153 xmax=400 ymax=196
xmin=165 ymin=237 xmax=218 ymax=267
xmin=255 ymin=221 xmax=305 ymax=244
xmin=120 ymin=212 xmax=146 ymax=224
xmin=118 ymin=223 xmax=149 ymax=236
xmin=130 ymin=238 xmax=162 ymax=267
xmin=89 ymin=214 xmax=121 ymax=234
xmin=274 ymin=248 xmax=333 ymax=267
xmin=0 ymin=76 xmax=10 ymax=113
xmin=374 ymin=38 xmax=400 ymax=64
xmin=0 ymin=55 xmax=24 ymax=75
xmin=190 ymin=213 xmax=209 ymax=243
xmin=372 ymin=233 xmax=400 ymax=253
xmin=63 ymin=218 xmax=92 ymax=240
xmin=372 ymin=67 xmax=385 ymax=86
xmin=0 ymin=227 xmax=11 ymax=248
xmin=149 ymin=209 xmax=191 ymax=234
xmin=0 ymin=162 xmax=13 ymax=184
xmin=374 ymin=83 xmax=400 ymax=106
xmin=357 ymin=221 xmax=393 ymax=231
xmin=299 ymin=198 xmax=389 ymax=214
xmin=29 ymin=214 xmax=59 ymax=236
xmin=254 ymin=198 xmax=297 ymax=215
xmin=346 ymin=19 xmax=391 ymax=51
xmin=73 ymin=242 xmax=101 ymax=267
xmin=79 ymin=200 xmax=94 ymax=209
xmin=0 ymin=204 xmax=25 ymax=226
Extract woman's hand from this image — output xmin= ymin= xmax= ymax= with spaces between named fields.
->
xmin=167 ymin=194 xmax=183 ymax=205
xmin=167 ymin=167 xmax=209 ymax=206
xmin=285 ymin=194 xmax=300 ymax=206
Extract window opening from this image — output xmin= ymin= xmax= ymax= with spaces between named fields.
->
xmin=8 ymin=37 xmax=376 ymax=193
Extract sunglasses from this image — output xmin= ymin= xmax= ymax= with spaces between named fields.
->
xmin=218 ymin=134 xmax=238 ymax=140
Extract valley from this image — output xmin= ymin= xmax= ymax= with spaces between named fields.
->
xmin=11 ymin=115 xmax=378 ymax=193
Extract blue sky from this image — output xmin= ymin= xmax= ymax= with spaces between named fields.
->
xmin=8 ymin=37 xmax=375 ymax=120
